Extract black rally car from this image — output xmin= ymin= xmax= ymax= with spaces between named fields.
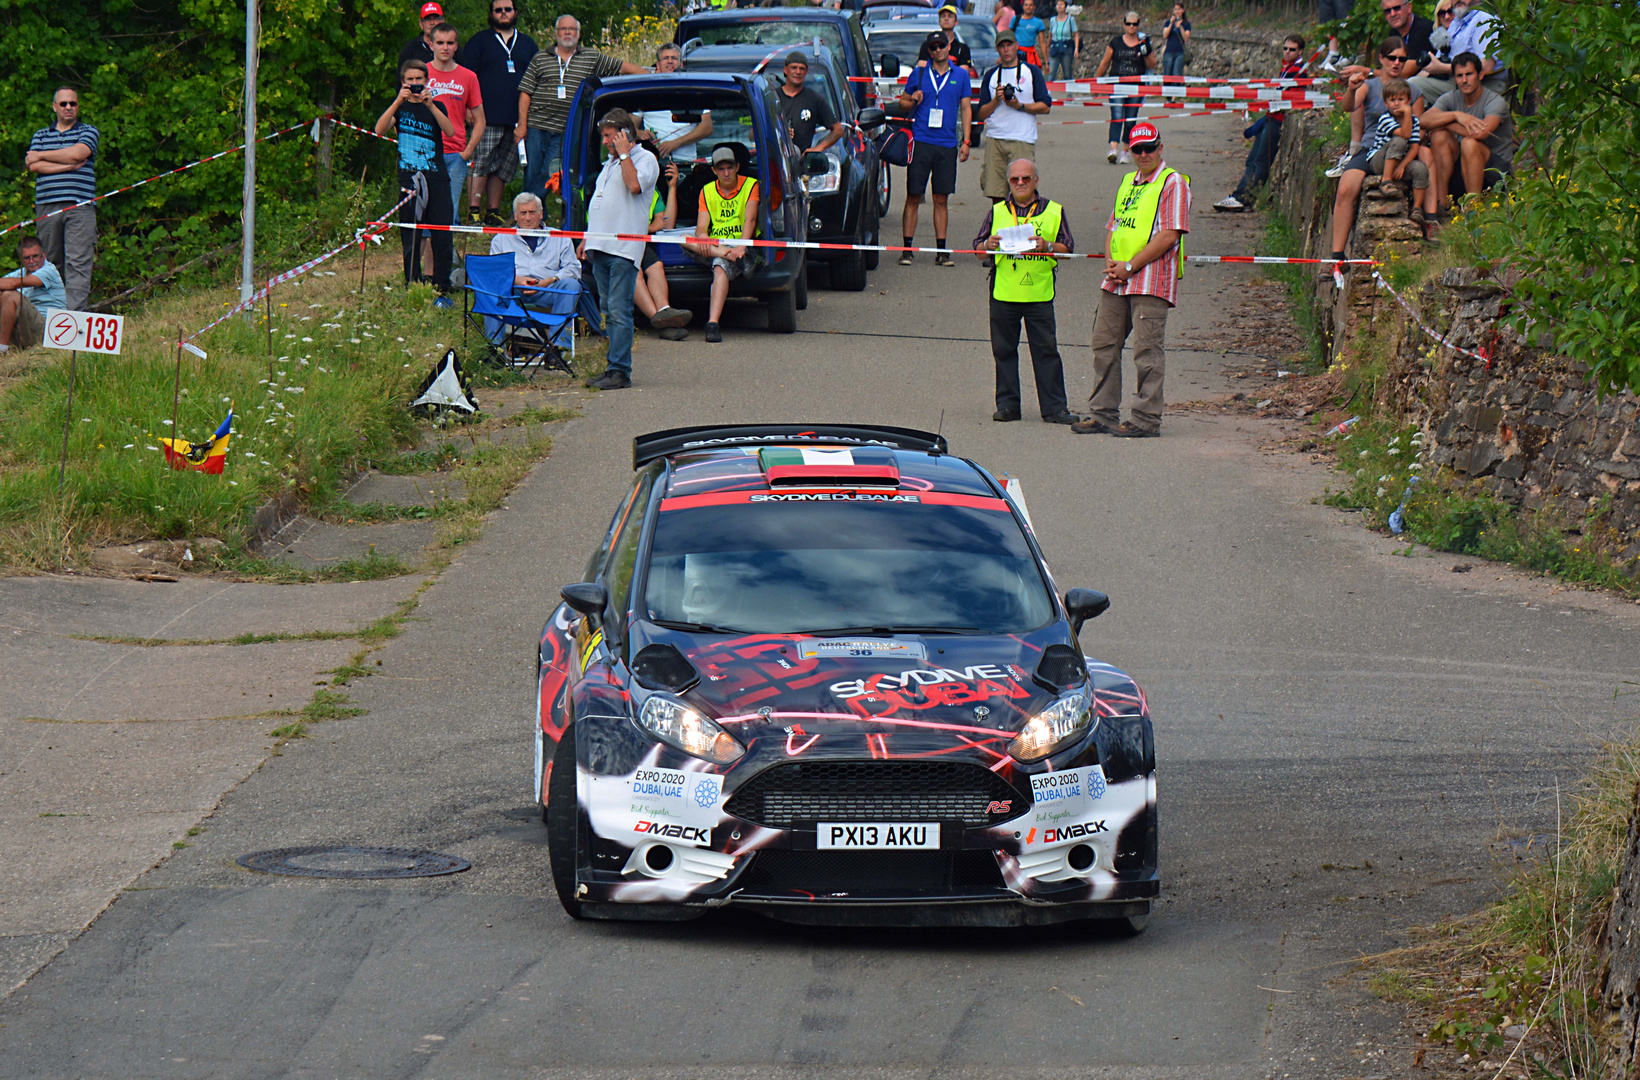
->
xmin=534 ymin=425 xmax=1158 ymax=929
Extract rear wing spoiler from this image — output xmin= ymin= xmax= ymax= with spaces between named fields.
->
xmin=633 ymin=424 xmax=947 ymax=468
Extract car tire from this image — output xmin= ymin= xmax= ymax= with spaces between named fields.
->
xmin=766 ymin=281 xmax=797 ymax=333
xmin=876 ymin=160 xmax=892 ymax=219
xmin=796 ymin=263 xmax=810 ymax=310
xmin=1109 ymin=910 xmax=1149 ymax=936
xmin=546 ymin=724 xmax=585 ymax=919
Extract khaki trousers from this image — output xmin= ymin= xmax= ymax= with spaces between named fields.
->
xmin=1087 ymin=290 xmax=1170 ymax=433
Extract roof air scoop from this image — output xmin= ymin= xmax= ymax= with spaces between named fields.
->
xmin=758 ymin=446 xmax=901 ymax=488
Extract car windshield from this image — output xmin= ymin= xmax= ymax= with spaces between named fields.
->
xmin=643 ymin=501 xmax=1055 ymax=634
xmin=866 ymin=30 xmax=935 ymax=59
xmin=684 ymin=61 xmax=843 ymax=118
xmin=693 ymin=21 xmax=846 ymax=55
xmin=869 ymin=21 xmax=993 ymax=53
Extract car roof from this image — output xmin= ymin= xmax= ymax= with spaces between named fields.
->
xmin=680 ymin=8 xmax=856 ymax=25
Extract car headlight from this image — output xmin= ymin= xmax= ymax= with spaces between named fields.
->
xmin=638 ymin=695 xmax=746 ymax=765
xmin=802 ymin=153 xmax=843 ymax=195
xmin=1008 ymin=691 xmax=1095 ymax=763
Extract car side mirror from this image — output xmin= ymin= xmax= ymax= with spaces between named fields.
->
xmin=880 ymin=53 xmax=901 ymax=78
xmin=802 ymin=150 xmax=831 ymax=175
xmin=561 ymin=582 xmax=609 ymax=620
xmin=857 ymin=106 xmax=888 ymax=129
xmin=1064 ymin=588 xmax=1110 ymax=636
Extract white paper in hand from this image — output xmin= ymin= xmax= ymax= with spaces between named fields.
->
xmin=998 ymin=224 xmax=1038 ymax=255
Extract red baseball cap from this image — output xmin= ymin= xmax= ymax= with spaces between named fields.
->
xmin=1128 ymin=121 xmax=1161 ymax=149
xmin=420 ymin=2 xmax=444 ymax=17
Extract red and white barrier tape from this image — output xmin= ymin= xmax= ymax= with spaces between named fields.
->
xmin=0 ymin=119 xmax=316 ymax=238
xmin=370 ymin=219 xmax=1378 ymax=266
xmin=184 ymin=190 xmax=414 ymax=349
xmin=851 ymin=73 xmax=1331 ymax=88
xmin=1371 ymin=270 xmax=1492 ymax=367
xmin=329 ymin=117 xmax=399 ymax=145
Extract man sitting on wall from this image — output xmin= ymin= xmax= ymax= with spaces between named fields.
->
xmin=1420 ymin=52 xmax=1513 ymax=221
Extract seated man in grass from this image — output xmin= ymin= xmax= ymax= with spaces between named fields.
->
xmin=1329 ymin=77 xmax=1428 ymax=262
xmin=0 ymin=236 xmax=66 ymax=353
xmin=483 ymin=191 xmax=579 ymax=347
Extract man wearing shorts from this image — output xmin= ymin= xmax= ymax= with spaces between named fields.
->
xmin=896 ymin=31 xmax=971 ymax=266
xmin=976 ymin=30 xmax=1049 ymax=204
xmin=686 ymin=147 xmax=760 ymax=344
xmin=461 ymin=0 xmax=537 ymax=223
xmin=0 ymin=237 xmax=67 ymax=352
xmin=1422 ymin=52 xmax=1513 ymax=216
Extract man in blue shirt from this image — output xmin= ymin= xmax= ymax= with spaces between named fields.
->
xmin=896 ymin=32 xmax=972 ymax=266
xmin=25 ymin=88 xmax=99 ymax=310
xmin=0 ymin=237 xmax=67 ymax=352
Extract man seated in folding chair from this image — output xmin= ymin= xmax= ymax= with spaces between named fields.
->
xmin=464 ymin=191 xmax=580 ymax=374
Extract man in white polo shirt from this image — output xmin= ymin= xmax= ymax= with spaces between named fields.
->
xmin=975 ymin=30 xmax=1051 ymax=203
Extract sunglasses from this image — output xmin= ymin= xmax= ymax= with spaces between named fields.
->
xmin=1384 ymin=53 xmax=1408 ymax=61
xmin=1007 ymin=175 xmax=1034 ymax=182
xmin=1130 ymin=143 xmax=1160 ymax=153
xmin=1282 ymin=45 xmax=1301 ymax=51
xmin=1124 ymin=20 xmax=1139 ymax=26
xmin=56 ymin=100 xmax=79 ymax=107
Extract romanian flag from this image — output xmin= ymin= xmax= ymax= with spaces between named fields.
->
xmin=161 ymin=410 xmax=232 ymax=474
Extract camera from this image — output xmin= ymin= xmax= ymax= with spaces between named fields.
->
xmin=408 ymin=83 xmax=427 ymax=95
xmin=1001 ymin=83 xmax=1017 ymax=100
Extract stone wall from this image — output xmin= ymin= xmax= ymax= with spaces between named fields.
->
xmin=1071 ymin=23 xmax=1285 ymax=80
xmin=1266 ymin=111 xmax=1640 ymax=560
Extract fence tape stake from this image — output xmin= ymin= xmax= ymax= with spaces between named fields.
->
xmin=58 ymin=350 xmax=78 ymax=496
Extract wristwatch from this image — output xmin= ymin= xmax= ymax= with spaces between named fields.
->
xmin=618 ymin=152 xmax=630 ymax=161
xmin=1124 ymin=261 xmax=1135 ymax=274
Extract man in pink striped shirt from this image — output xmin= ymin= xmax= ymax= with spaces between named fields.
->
xmin=1074 ymin=121 xmax=1190 ymax=438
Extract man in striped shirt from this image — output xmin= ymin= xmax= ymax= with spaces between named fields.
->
xmin=25 ymin=88 xmax=99 ymax=310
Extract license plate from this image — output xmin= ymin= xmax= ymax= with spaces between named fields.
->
xmin=817 ymin=823 xmax=940 ymax=849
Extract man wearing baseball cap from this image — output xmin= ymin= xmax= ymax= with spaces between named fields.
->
xmin=401 ymin=2 xmax=463 ymax=69
xmin=1073 ymin=121 xmax=1190 ymax=438
xmin=975 ymin=29 xmax=1049 ymax=203
xmin=916 ymin=6 xmax=972 ymax=69
xmin=685 ymin=146 xmax=760 ymax=344
xmin=895 ymin=31 xmax=971 ymax=266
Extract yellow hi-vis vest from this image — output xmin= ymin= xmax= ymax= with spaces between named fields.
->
xmin=1110 ymin=165 xmax=1188 ymax=279
xmin=990 ymin=198 xmax=1064 ymax=303
xmin=702 ymin=176 xmax=760 ymax=241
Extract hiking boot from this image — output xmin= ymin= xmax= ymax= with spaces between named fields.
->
xmin=1071 ymin=418 xmax=1115 ymax=435
xmin=1111 ymin=421 xmax=1159 ymax=438
xmin=704 ymin=321 xmax=722 ymax=343
xmin=585 ymin=369 xmax=631 ymax=390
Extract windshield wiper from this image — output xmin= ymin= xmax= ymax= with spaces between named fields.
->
xmin=801 ymin=625 xmax=991 ymax=636
xmin=648 ymin=618 xmax=747 ymax=635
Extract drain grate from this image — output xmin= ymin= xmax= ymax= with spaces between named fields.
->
xmin=236 ymin=845 xmax=470 ymax=880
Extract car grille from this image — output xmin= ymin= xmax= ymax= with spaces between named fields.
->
xmin=724 ymin=761 xmax=1022 ymax=829
xmin=741 ymin=849 xmax=1006 ymax=895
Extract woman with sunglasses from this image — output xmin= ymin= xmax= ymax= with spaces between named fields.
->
xmin=1094 ymin=10 xmax=1156 ymax=164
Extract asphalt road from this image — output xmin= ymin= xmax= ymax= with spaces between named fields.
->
xmin=4 ymin=113 xmax=1638 ymax=1080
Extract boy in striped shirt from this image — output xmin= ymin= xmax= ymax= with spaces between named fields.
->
xmin=1330 ymin=78 xmax=1428 ymax=261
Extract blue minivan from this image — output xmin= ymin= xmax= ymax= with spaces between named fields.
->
xmin=562 ymin=73 xmax=809 ymax=333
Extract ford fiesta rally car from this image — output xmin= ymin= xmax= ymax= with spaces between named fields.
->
xmin=535 ymin=425 xmax=1158 ymax=928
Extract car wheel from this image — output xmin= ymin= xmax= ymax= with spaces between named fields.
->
xmin=1108 ymin=910 xmax=1149 ymax=936
xmin=832 ymin=226 xmax=868 ymax=292
xmin=546 ymin=724 xmax=585 ymax=919
xmin=766 ymin=281 xmax=797 ymax=333
xmin=796 ymin=263 xmax=810 ymax=310
xmin=876 ymin=160 xmax=892 ymax=219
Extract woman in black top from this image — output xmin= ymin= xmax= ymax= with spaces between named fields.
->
xmin=1094 ymin=9 xmax=1156 ymax=163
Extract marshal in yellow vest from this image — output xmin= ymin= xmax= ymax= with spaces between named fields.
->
xmin=1109 ymin=165 xmax=1188 ymax=279
xmin=701 ymin=176 xmax=760 ymax=241
xmin=989 ymin=198 xmax=1064 ymax=303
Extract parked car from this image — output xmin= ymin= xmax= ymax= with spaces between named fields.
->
xmin=864 ymin=12 xmax=999 ymax=74
xmin=679 ymin=44 xmax=887 ymax=288
xmin=675 ymin=8 xmax=877 ymax=109
xmin=562 ymin=73 xmax=808 ymax=332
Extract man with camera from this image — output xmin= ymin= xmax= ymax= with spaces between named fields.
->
xmin=375 ymin=57 xmax=462 ymax=303
xmin=976 ymin=29 xmax=1050 ymax=205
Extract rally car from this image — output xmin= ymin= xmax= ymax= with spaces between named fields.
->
xmin=534 ymin=424 xmax=1158 ymax=929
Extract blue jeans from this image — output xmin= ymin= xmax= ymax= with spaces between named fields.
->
xmin=1108 ymin=97 xmax=1140 ymax=145
xmin=1048 ymin=42 xmax=1074 ymax=82
xmin=444 ymin=152 xmax=469 ymax=218
xmin=1232 ymin=118 xmax=1282 ymax=201
xmin=588 ymin=250 xmax=637 ymax=376
xmin=524 ymin=128 xmax=564 ymax=204
xmin=1162 ymin=51 xmax=1186 ymax=78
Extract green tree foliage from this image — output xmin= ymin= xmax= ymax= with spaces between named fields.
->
xmin=0 ymin=0 xmax=651 ymax=301
xmin=1467 ymin=0 xmax=1640 ymax=394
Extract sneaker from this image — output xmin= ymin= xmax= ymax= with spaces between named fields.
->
xmin=466 ymin=204 xmax=483 ymax=224
xmin=1042 ymin=410 xmax=1079 ymax=425
xmin=1324 ymin=152 xmax=1353 ymax=179
xmin=652 ymin=305 xmax=692 ymax=330
xmin=704 ymin=321 xmax=722 ymax=343
xmin=483 ymin=209 xmax=504 ymax=227
xmin=992 ymin=409 xmax=1021 ymax=422
xmin=658 ymin=327 xmax=690 ymax=341
xmin=1070 ymin=418 xmax=1115 ymax=435
xmin=1118 ymin=149 xmax=1133 ymax=165
xmin=432 ymin=295 xmax=455 ymax=310
xmin=934 ymin=250 xmax=954 ymax=267
xmin=1107 ymin=148 xmax=1118 ymax=163
xmin=1111 ymin=421 xmax=1159 ymax=438
xmin=898 ymin=250 xmax=914 ymax=266
xmin=1213 ymin=195 xmax=1247 ymax=212
xmin=585 ymin=369 xmax=631 ymax=390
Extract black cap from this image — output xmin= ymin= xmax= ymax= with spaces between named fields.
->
xmin=783 ymin=50 xmax=810 ymax=68
xmin=925 ymin=31 xmax=950 ymax=48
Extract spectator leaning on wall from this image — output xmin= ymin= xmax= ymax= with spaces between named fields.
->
xmin=1213 ymin=34 xmax=1306 ymax=212
xmin=25 ymin=87 xmax=98 ymax=311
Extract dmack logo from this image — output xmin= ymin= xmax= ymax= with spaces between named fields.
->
xmin=635 ymin=821 xmax=710 ymax=842
xmin=1042 ymin=819 xmax=1108 ymax=843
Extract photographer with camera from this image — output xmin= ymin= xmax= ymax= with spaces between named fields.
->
xmin=976 ymin=30 xmax=1049 ymax=205
xmin=376 ymin=57 xmax=461 ymax=302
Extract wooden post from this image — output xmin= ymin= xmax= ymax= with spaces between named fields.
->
xmin=57 ymin=351 xmax=78 ymax=494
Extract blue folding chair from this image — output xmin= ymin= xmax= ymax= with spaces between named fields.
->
xmin=462 ymin=251 xmax=578 ymax=377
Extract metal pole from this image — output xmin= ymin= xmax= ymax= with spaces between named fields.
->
xmin=171 ymin=333 xmax=184 ymax=470
xmin=239 ymin=0 xmax=259 ymax=309
xmin=265 ymin=281 xmax=274 ymax=377
xmin=57 ymin=352 xmax=78 ymax=494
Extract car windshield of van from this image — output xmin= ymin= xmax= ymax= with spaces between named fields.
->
xmin=693 ymin=21 xmax=846 ymax=55
xmin=644 ymin=501 xmax=1056 ymax=635
xmin=681 ymin=63 xmax=844 ymax=119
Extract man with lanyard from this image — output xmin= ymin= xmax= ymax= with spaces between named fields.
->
xmin=514 ymin=15 xmax=647 ymax=204
xmin=775 ymin=52 xmax=844 ymax=151
xmin=1073 ymin=121 xmax=1189 ymax=439
xmin=462 ymin=0 xmax=537 ymax=224
xmin=685 ymin=147 xmax=760 ymax=344
xmin=375 ymin=57 xmax=461 ymax=305
xmin=916 ymin=6 xmax=972 ymax=70
xmin=896 ymin=32 xmax=971 ymax=267
xmin=400 ymin=1 xmax=463 ymax=68
xmin=973 ymin=159 xmax=1077 ymax=426
xmin=975 ymin=30 xmax=1049 ymax=204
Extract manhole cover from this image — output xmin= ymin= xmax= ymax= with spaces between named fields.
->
xmin=236 ymin=845 xmax=470 ymax=880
